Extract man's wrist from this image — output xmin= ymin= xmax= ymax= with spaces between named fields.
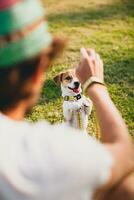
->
xmin=83 ymin=76 xmax=105 ymax=95
xmin=87 ymin=84 xmax=108 ymax=100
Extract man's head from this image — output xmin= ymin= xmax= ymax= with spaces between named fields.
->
xmin=0 ymin=0 xmax=64 ymax=114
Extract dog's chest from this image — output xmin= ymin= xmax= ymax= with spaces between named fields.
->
xmin=63 ymin=98 xmax=83 ymax=111
xmin=63 ymin=98 xmax=88 ymax=129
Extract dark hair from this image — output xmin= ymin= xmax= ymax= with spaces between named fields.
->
xmin=0 ymin=38 xmax=65 ymax=112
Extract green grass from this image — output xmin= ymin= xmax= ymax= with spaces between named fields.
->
xmin=27 ymin=0 xmax=134 ymax=139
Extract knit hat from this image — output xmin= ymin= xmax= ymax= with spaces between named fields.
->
xmin=0 ymin=0 xmax=52 ymax=68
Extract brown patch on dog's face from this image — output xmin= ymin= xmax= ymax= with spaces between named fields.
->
xmin=61 ymin=71 xmax=73 ymax=86
xmin=54 ymin=70 xmax=75 ymax=85
xmin=53 ymin=73 xmax=63 ymax=85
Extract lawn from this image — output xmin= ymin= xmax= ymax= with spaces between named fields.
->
xmin=27 ymin=0 xmax=134 ymax=139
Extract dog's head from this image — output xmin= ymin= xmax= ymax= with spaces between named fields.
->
xmin=54 ymin=70 xmax=82 ymax=96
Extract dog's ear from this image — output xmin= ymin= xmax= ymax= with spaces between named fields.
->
xmin=53 ymin=73 xmax=63 ymax=85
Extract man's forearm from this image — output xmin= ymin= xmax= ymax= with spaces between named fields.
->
xmin=94 ymin=174 xmax=134 ymax=200
xmin=88 ymin=84 xmax=134 ymax=188
xmin=87 ymin=84 xmax=130 ymax=144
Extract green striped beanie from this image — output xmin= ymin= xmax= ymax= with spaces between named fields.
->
xmin=0 ymin=0 xmax=52 ymax=68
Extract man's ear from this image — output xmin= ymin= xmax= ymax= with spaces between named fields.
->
xmin=31 ymin=64 xmax=44 ymax=85
xmin=53 ymin=73 xmax=63 ymax=86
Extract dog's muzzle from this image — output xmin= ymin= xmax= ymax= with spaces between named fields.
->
xmin=74 ymin=81 xmax=80 ymax=88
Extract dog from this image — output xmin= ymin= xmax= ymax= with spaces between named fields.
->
xmin=54 ymin=69 xmax=92 ymax=131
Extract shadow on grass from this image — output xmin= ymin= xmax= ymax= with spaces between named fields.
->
xmin=48 ymin=0 xmax=134 ymax=27
xmin=39 ymin=79 xmax=61 ymax=104
xmin=105 ymin=57 xmax=134 ymax=87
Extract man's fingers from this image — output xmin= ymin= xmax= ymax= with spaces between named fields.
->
xmin=95 ymin=53 xmax=101 ymax=64
xmin=80 ymin=47 xmax=89 ymax=59
xmin=86 ymin=48 xmax=96 ymax=61
xmin=80 ymin=48 xmax=94 ymax=69
xmin=89 ymin=49 xmax=96 ymax=61
xmin=96 ymin=53 xmax=100 ymax=60
xmin=81 ymin=48 xmax=97 ymax=62
xmin=96 ymin=53 xmax=103 ymax=68
xmin=77 ymin=47 xmax=104 ymax=84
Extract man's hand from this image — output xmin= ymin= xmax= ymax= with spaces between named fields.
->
xmin=75 ymin=48 xmax=104 ymax=85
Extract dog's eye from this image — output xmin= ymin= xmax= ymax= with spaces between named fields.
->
xmin=65 ymin=76 xmax=72 ymax=81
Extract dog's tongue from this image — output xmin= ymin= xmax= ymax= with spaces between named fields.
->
xmin=73 ymin=88 xmax=80 ymax=93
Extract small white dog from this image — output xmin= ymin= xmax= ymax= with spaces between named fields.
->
xmin=54 ymin=70 xmax=92 ymax=131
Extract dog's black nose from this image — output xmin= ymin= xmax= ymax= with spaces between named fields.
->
xmin=74 ymin=81 xmax=80 ymax=88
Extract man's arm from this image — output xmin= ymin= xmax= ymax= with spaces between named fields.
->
xmin=76 ymin=48 xmax=134 ymax=189
xmin=88 ymin=84 xmax=134 ymax=188
xmin=98 ymin=174 xmax=134 ymax=200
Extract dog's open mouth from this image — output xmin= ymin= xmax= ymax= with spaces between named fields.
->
xmin=68 ymin=86 xmax=80 ymax=93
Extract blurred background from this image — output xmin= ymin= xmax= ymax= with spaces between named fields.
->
xmin=27 ymin=0 xmax=134 ymax=139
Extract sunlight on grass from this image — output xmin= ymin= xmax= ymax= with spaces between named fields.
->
xmin=28 ymin=0 xmax=134 ymax=138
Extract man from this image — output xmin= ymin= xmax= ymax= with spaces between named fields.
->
xmin=0 ymin=0 xmax=133 ymax=200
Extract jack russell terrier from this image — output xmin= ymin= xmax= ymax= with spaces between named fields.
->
xmin=54 ymin=70 xmax=92 ymax=131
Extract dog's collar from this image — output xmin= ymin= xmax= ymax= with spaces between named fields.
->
xmin=64 ymin=94 xmax=82 ymax=101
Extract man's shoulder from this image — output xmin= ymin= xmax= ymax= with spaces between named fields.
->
xmin=0 ymin=115 xmax=113 ymax=195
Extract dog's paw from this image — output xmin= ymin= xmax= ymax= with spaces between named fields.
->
xmin=84 ymin=100 xmax=93 ymax=115
xmin=84 ymin=106 xmax=92 ymax=115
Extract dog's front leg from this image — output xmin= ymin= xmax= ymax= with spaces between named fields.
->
xmin=63 ymin=109 xmax=73 ymax=121
xmin=83 ymin=97 xmax=93 ymax=115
